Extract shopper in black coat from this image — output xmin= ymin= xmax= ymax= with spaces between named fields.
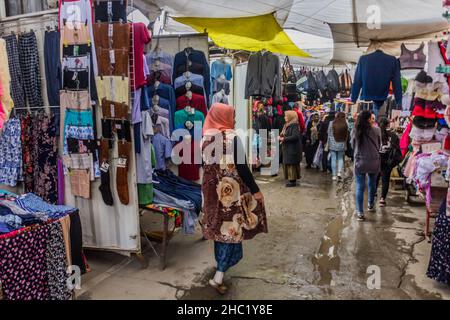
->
xmin=280 ymin=111 xmax=302 ymax=187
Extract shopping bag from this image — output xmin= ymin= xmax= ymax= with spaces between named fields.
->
xmin=313 ymin=142 xmax=324 ymax=168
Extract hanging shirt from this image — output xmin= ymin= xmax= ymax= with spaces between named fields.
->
xmin=174 ymin=109 xmax=205 ymax=136
xmin=146 ymin=50 xmax=174 ymax=68
xmin=211 ymin=60 xmax=232 ymax=81
xmin=173 ymin=73 xmax=205 ymax=90
xmin=212 ymin=77 xmax=231 ymax=95
xmin=176 ymin=93 xmax=208 ymax=116
xmin=427 ymin=41 xmax=450 ymax=91
xmin=351 ymin=50 xmax=402 ymax=106
xmin=147 ymin=83 xmax=177 ymax=127
xmin=152 ymin=132 xmax=172 ymax=170
xmin=136 ymin=110 xmax=154 ymax=184
xmin=173 ymin=48 xmax=210 ymax=100
xmin=132 ymin=23 xmax=151 ymax=90
xmin=212 ymin=91 xmax=229 ymax=104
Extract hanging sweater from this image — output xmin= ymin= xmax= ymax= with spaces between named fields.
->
xmin=351 ymin=50 xmax=402 ymax=106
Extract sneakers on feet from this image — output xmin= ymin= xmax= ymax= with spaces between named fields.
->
xmin=379 ymin=198 xmax=386 ymax=207
xmin=357 ymin=213 xmax=365 ymax=221
xmin=332 ymin=176 xmax=338 ymax=181
xmin=368 ymin=203 xmax=375 ymax=212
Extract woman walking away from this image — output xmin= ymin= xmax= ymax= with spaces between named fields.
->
xmin=328 ymin=112 xmax=348 ymax=181
xmin=280 ymin=111 xmax=302 ymax=187
xmin=305 ymin=113 xmax=320 ymax=168
xmin=318 ymin=111 xmax=336 ymax=172
xmin=376 ymin=117 xmax=402 ymax=207
xmin=202 ymin=103 xmax=267 ymax=294
xmin=351 ymin=110 xmax=381 ymax=221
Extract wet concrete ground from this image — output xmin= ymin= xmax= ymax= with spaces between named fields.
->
xmin=77 ymin=164 xmax=450 ymax=300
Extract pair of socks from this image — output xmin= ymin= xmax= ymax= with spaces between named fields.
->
xmin=98 ymin=138 xmax=113 ymax=206
xmin=117 ymin=141 xmax=131 ymax=205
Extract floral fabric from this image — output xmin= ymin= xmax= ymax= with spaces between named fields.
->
xmin=31 ymin=113 xmax=58 ymax=204
xmin=45 ymin=222 xmax=72 ymax=300
xmin=21 ymin=114 xmax=33 ymax=192
xmin=0 ymin=118 xmax=22 ymax=186
xmin=0 ymin=224 xmax=50 ymax=300
xmin=427 ymin=200 xmax=450 ymax=285
xmin=201 ymin=132 xmax=268 ymax=243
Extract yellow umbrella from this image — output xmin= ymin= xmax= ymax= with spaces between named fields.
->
xmin=173 ymin=13 xmax=311 ymax=58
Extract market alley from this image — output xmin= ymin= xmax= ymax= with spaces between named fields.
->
xmin=77 ymin=165 xmax=450 ymax=300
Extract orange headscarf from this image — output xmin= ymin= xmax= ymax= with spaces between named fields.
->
xmin=203 ymin=103 xmax=235 ymax=135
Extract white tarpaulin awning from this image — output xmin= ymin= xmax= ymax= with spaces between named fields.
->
xmin=145 ymin=0 xmax=449 ymax=65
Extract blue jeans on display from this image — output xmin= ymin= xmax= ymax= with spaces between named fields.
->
xmin=355 ymin=173 xmax=377 ymax=213
xmin=331 ymin=150 xmax=345 ymax=177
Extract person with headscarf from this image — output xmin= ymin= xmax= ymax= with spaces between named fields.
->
xmin=201 ymin=103 xmax=268 ymax=294
xmin=280 ymin=110 xmax=302 ymax=187
xmin=305 ymin=112 xmax=320 ymax=168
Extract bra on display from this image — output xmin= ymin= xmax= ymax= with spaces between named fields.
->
xmin=399 ymin=43 xmax=426 ymax=70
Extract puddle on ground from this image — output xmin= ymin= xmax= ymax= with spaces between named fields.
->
xmin=311 ymin=216 xmax=343 ymax=286
xmin=394 ymin=215 xmax=418 ymax=223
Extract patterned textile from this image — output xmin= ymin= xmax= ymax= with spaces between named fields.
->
xmin=15 ymin=193 xmax=76 ymax=219
xmin=427 ymin=200 xmax=450 ymax=285
xmin=63 ymin=125 xmax=100 ymax=178
xmin=31 ymin=113 xmax=59 ymax=204
xmin=21 ymin=114 xmax=33 ymax=191
xmin=201 ymin=132 xmax=268 ymax=243
xmin=3 ymin=34 xmax=25 ymax=109
xmin=0 ymin=224 xmax=50 ymax=300
xmin=18 ymin=32 xmax=43 ymax=108
xmin=214 ymin=241 xmax=243 ymax=272
xmin=0 ymin=118 xmax=22 ymax=186
xmin=63 ymin=125 xmax=95 ymax=155
xmin=45 ymin=222 xmax=71 ymax=300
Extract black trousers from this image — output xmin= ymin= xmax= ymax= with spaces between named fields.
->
xmin=376 ymin=165 xmax=393 ymax=199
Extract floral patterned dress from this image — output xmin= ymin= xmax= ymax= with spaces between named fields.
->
xmin=201 ymin=132 xmax=268 ymax=244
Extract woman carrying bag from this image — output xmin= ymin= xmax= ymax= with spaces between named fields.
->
xmin=351 ymin=110 xmax=381 ymax=221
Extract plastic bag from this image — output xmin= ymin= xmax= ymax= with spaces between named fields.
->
xmin=313 ymin=142 xmax=324 ymax=169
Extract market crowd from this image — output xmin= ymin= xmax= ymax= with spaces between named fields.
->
xmin=253 ymin=100 xmax=402 ymax=221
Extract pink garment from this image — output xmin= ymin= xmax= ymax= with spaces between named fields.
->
xmin=0 ymin=80 xmax=5 ymax=130
xmin=400 ymin=122 xmax=412 ymax=157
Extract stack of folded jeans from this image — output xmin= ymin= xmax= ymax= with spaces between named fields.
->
xmin=153 ymin=169 xmax=202 ymax=213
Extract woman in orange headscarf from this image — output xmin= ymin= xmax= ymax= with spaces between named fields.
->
xmin=202 ymin=103 xmax=268 ymax=294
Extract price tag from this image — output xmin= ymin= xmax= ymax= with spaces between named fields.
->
xmin=107 ymin=1 xmax=113 ymax=16
xmin=115 ymin=123 xmax=122 ymax=130
xmin=72 ymin=71 xmax=78 ymax=81
xmin=108 ymin=24 xmax=114 ymax=38
xmin=110 ymin=104 xmax=115 ymax=118
xmin=100 ymin=162 xmax=110 ymax=172
xmin=109 ymin=50 xmax=115 ymax=64
xmin=117 ymin=158 xmax=127 ymax=168
xmin=74 ymin=45 xmax=79 ymax=56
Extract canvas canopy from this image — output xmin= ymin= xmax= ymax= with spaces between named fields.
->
xmin=145 ymin=0 xmax=449 ymax=65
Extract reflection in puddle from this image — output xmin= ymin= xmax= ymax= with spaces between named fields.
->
xmin=311 ymin=216 xmax=343 ymax=286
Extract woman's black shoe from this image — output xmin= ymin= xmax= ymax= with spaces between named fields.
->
xmin=286 ymin=182 xmax=297 ymax=187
